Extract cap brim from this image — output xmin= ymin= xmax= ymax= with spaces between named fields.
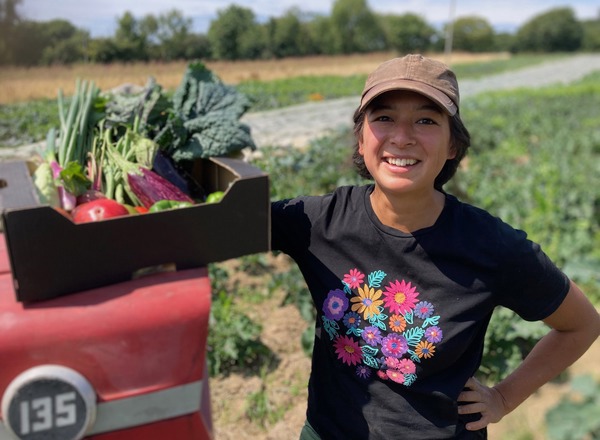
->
xmin=360 ymin=79 xmax=457 ymax=116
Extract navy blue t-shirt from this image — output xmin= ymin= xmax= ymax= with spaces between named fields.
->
xmin=271 ymin=185 xmax=569 ymax=440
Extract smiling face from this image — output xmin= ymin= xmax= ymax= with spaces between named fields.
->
xmin=358 ymin=90 xmax=455 ymax=200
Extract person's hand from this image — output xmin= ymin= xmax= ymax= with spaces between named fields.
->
xmin=457 ymin=377 xmax=509 ymax=431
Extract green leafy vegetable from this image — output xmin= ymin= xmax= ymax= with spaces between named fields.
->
xmin=166 ymin=62 xmax=256 ymax=159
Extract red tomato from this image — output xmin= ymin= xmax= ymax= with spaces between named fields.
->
xmin=71 ymin=199 xmax=130 ymax=224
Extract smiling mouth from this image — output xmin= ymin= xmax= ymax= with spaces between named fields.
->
xmin=385 ymin=157 xmax=419 ymax=167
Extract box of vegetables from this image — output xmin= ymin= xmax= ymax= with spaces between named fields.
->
xmin=0 ymin=62 xmax=269 ymax=303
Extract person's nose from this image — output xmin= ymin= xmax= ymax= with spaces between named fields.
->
xmin=390 ymin=121 xmax=416 ymax=147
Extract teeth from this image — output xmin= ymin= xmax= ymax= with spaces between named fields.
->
xmin=387 ymin=158 xmax=418 ymax=167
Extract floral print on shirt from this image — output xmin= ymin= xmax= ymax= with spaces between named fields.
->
xmin=321 ymin=268 xmax=443 ymax=386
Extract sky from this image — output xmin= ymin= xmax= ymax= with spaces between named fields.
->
xmin=18 ymin=0 xmax=599 ymax=38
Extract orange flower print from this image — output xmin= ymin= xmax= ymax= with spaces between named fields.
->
xmin=350 ymin=284 xmax=384 ymax=320
xmin=389 ymin=314 xmax=406 ymax=332
xmin=415 ymin=341 xmax=436 ymax=359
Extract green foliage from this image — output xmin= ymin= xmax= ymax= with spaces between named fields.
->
xmin=479 ymin=308 xmax=548 ymax=383
xmin=206 ymin=263 xmax=272 ymax=376
xmin=514 ymin=7 xmax=584 ymax=52
xmin=380 ymin=13 xmax=436 ymax=54
xmin=450 ymin=16 xmax=496 ymax=53
xmin=265 ymin=8 xmax=313 ymax=59
xmin=582 ymin=18 xmax=600 ymax=51
xmin=238 ymin=74 xmax=366 ymax=111
xmin=251 ymin=129 xmax=368 ymax=200
xmin=207 ymin=5 xmax=262 ymax=60
xmin=244 ymin=367 xmax=289 ymax=427
xmin=166 ymin=62 xmax=256 ymax=159
xmin=330 ymin=0 xmax=386 ymax=53
xmin=0 ymin=99 xmax=57 ymax=148
xmin=545 ymin=375 xmax=600 ymax=440
xmin=459 ymin=76 xmax=600 ymax=275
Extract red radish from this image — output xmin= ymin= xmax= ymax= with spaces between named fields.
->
xmin=76 ymin=189 xmax=107 ymax=205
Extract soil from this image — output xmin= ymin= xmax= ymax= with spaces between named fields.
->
xmin=209 ymin=256 xmax=600 ymax=440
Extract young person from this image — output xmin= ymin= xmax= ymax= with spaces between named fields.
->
xmin=270 ymin=54 xmax=600 ymax=439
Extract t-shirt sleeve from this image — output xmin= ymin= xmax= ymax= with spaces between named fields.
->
xmin=493 ymin=225 xmax=570 ymax=321
xmin=271 ymin=197 xmax=314 ymax=257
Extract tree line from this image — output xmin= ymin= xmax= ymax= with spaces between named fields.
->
xmin=1 ymin=0 xmax=599 ymax=66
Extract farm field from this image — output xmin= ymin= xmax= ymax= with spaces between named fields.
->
xmin=1 ymin=51 xmax=598 ymax=439
xmin=0 ymin=51 xmax=509 ymax=105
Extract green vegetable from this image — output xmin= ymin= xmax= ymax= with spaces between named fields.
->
xmin=32 ymin=162 xmax=60 ymax=207
xmin=59 ymin=161 xmax=92 ymax=196
xmin=55 ymin=79 xmax=102 ymax=168
xmin=148 ymin=200 xmax=195 ymax=213
xmin=205 ymin=191 xmax=224 ymax=204
xmin=163 ymin=62 xmax=256 ymax=161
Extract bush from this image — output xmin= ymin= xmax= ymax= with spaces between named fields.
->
xmin=545 ymin=375 xmax=600 ymax=440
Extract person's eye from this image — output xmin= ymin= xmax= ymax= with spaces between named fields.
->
xmin=417 ymin=118 xmax=437 ymax=125
xmin=368 ymin=113 xmax=392 ymax=122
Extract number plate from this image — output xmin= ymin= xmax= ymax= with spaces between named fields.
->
xmin=1 ymin=366 xmax=96 ymax=440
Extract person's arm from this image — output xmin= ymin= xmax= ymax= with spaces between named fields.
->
xmin=458 ymin=280 xmax=600 ymax=431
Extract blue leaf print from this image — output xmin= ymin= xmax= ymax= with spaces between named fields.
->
xmin=404 ymin=327 xmax=425 ymax=346
xmin=362 ymin=345 xmax=379 ymax=357
xmin=347 ymin=326 xmax=362 ymax=337
xmin=423 ymin=315 xmax=440 ymax=328
xmin=404 ymin=373 xmax=417 ymax=386
xmin=322 ymin=316 xmax=340 ymax=340
xmin=404 ymin=310 xmax=414 ymax=325
xmin=342 ymin=282 xmax=352 ymax=296
xmin=409 ymin=351 xmax=421 ymax=363
xmin=368 ymin=307 xmax=388 ymax=331
xmin=363 ymin=354 xmax=380 ymax=369
xmin=368 ymin=270 xmax=386 ymax=288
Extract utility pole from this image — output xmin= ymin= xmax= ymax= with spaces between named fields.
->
xmin=444 ymin=0 xmax=457 ymax=64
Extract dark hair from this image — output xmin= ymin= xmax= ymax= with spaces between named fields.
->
xmin=351 ymin=103 xmax=471 ymax=191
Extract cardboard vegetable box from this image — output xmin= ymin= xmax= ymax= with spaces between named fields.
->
xmin=0 ymin=157 xmax=270 ymax=303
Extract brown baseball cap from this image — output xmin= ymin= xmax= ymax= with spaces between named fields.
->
xmin=359 ymin=54 xmax=459 ymax=115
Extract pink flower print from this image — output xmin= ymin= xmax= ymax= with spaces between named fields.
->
xmin=333 ymin=335 xmax=362 ymax=366
xmin=383 ymin=280 xmax=419 ymax=315
xmin=356 ymin=365 xmax=371 ymax=379
xmin=343 ymin=268 xmax=365 ymax=289
xmin=398 ymin=359 xmax=416 ymax=375
xmin=385 ymin=357 xmax=400 ymax=369
xmin=381 ymin=333 xmax=408 ymax=358
xmin=377 ymin=370 xmax=389 ymax=381
xmin=425 ymin=326 xmax=443 ymax=343
xmin=414 ymin=301 xmax=434 ymax=319
xmin=386 ymin=369 xmax=406 ymax=384
xmin=361 ymin=325 xmax=382 ymax=346
xmin=323 ymin=289 xmax=349 ymax=320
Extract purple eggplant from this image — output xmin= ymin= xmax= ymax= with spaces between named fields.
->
xmin=128 ymin=167 xmax=194 ymax=209
xmin=152 ymin=150 xmax=191 ymax=196
xmin=106 ymin=143 xmax=194 ymax=209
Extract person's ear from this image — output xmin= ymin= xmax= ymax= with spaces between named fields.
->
xmin=447 ymin=143 xmax=457 ymax=160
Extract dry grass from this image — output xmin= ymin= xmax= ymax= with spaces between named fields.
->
xmin=0 ymin=52 xmax=508 ymax=105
